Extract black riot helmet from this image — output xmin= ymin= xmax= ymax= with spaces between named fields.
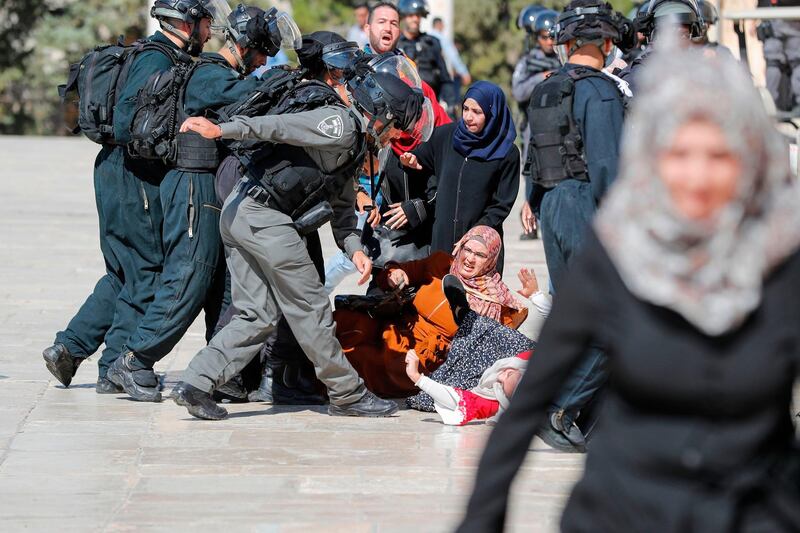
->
xmin=517 ymin=5 xmax=547 ymax=33
xmin=638 ymin=0 xmax=705 ymax=42
xmin=553 ymin=1 xmax=629 ymax=62
xmin=346 ymin=58 xmax=434 ymax=147
xmin=398 ymin=0 xmax=430 ymax=17
xmin=151 ymin=0 xmax=213 ymax=56
xmin=224 ymin=5 xmax=301 ymax=73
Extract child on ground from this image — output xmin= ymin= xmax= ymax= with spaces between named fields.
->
xmin=404 ymin=349 xmax=530 ymax=425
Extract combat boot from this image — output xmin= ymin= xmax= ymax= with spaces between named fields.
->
xmin=107 ymin=352 xmax=162 ymax=402
xmin=213 ymin=374 xmax=249 ymax=403
xmin=171 ymin=382 xmax=228 ymax=420
xmin=42 ymin=343 xmax=83 ymax=387
xmin=328 ymin=391 xmax=398 ymax=417
xmin=95 ymin=377 xmax=123 ymax=394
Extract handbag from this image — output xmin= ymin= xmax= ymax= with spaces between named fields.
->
xmin=361 ymin=223 xmax=430 ymax=269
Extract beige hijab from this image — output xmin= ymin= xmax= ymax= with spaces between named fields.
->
xmin=594 ymin=47 xmax=800 ymax=336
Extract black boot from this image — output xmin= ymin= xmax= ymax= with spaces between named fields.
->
xmin=107 ymin=352 xmax=162 ymax=402
xmin=328 ymin=391 xmax=398 ymax=417
xmin=171 ymin=382 xmax=228 ymax=420
xmin=247 ymin=371 xmax=275 ymax=403
xmin=213 ymin=374 xmax=249 ymax=403
xmin=42 ymin=343 xmax=83 ymax=387
xmin=442 ymin=274 xmax=470 ymax=325
xmin=95 ymin=376 xmax=123 ymax=394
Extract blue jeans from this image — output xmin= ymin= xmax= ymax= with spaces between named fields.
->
xmin=540 ymin=180 xmax=608 ymax=428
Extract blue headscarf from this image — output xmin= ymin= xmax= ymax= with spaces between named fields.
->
xmin=452 ymin=81 xmax=516 ymax=161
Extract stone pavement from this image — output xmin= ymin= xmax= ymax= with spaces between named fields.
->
xmin=0 ymin=136 xmax=583 ymax=532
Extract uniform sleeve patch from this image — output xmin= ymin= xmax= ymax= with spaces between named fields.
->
xmin=317 ymin=115 xmax=344 ymax=139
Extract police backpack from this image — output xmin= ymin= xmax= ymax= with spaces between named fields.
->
xmin=526 ymin=67 xmax=609 ymax=188
xmin=58 ymin=38 xmax=185 ymax=145
xmin=127 ymin=60 xmax=201 ymax=164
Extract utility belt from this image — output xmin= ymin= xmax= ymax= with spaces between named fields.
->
xmin=174 ymin=132 xmax=220 ymax=171
xmin=243 ymin=180 xmax=333 ymax=236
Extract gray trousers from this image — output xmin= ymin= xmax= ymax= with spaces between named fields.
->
xmin=182 ymin=182 xmax=366 ymax=406
xmin=763 ymin=20 xmax=800 ymax=109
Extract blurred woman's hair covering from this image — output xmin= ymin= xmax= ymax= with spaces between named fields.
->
xmin=594 ymin=45 xmax=800 ymax=336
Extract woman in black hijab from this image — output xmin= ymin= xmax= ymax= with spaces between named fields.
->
xmin=401 ymin=81 xmax=520 ymax=273
xmin=456 ymin=46 xmax=800 ymax=533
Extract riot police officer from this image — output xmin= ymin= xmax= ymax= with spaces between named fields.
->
xmin=527 ymin=0 xmax=627 ymax=451
xmin=758 ymin=0 xmax=800 ymax=112
xmin=106 ymin=5 xmax=301 ymax=402
xmin=620 ymin=0 xmax=705 ymax=90
xmin=170 ymin=57 xmax=432 ymax=420
xmin=396 ymin=0 xmax=456 ymax=107
xmin=512 ymin=7 xmax=561 ymax=239
xmin=43 ymin=0 xmax=214 ymax=393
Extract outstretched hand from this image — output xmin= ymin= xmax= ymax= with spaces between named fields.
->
xmin=517 ymin=267 xmax=539 ymax=299
xmin=351 ymin=250 xmax=373 ymax=286
xmin=180 ymin=117 xmax=222 ymax=139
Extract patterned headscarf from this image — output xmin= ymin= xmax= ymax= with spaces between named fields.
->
xmin=450 ymin=225 xmax=525 ymax=321
xmin=594 ymin=46 xmax=800 ymax=336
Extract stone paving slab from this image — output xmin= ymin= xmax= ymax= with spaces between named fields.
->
xmin=0 ymin=136 xmax=580 ymax=532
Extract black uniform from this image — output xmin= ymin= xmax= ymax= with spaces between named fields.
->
xmin=397 ymin=33 xmax=455 ymax=103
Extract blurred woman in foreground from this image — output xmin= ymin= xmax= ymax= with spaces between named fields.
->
xmin=457 ymin=47 xmax=800 ymax=532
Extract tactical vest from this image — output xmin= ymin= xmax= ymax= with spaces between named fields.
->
xmin=397 ymin=34 xmax=445 ymax=93
xmin=128 ymin=54 xmax=233 ymax=170
xmin=526 ymin=67 xmax=611 ymax=189
xmin=58 ymin=38 xmax=187 ymax=145
xmin=235 ymin=81 xmax=367 ymax=219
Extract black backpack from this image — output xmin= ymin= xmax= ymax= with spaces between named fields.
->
xmin=526 ymin=67 xmax=611 ymax=189
xmin=58 ymin=37 xmax=184 ymax=145
xmin=127 ymin=60 xmax=202 ymax=163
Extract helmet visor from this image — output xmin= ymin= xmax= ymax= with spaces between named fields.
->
xmin=322 ymin=43 xmax=365 ymax=70
xmin=404 ymin=96 xmax=434 ymax=143
xmin=204 ymin=0 xmax=232 ymax=34
xmin=275 ymin=11 xmax=302 ymax=50
xmin=370 ymin=53 xmax=422 ymax=89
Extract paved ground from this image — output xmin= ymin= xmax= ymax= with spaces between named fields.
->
xmin=0 ymin=136 xmax=583 ymax=532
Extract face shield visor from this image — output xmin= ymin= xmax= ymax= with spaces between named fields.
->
xmin=368 ymin=52 xmax=422 ymax=89
xmin=204 ymin=0 xmax=232 ymax=36
xmin=273 ymin=10 xmax=303 ymax=50
xmin=322 ymin=41 xmax=365 ymax=82
xmin=403 ymin=96 xmax=434 ymax=144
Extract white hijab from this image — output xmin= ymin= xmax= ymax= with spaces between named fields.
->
xmin=595 ymin=46 xmax=800 ymax=336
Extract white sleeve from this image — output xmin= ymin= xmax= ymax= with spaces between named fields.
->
xmin=415 ymin=376 xmax=460 ymax=410
xmin=517 ymin=291 xmax=553 ymax=341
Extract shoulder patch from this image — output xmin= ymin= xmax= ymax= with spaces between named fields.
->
xmin=317 ymin=114 xmax=344 ymax=139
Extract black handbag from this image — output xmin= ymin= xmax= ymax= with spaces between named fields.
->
xmin=333 ymin=287 xmax=417 ymax=319
xmin=361 ymin=223 xmax=430 ymax=269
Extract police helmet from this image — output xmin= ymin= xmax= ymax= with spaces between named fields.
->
xmin=639 ymin=0 xmax=705 ymax=41
xmin=517 ymin=5 xmax=547 ymax=33
xmin=534 ymin=9 xmax=559 ymax=35
xmin=554 ymin=1 xmax=625 ymax=45
xmin=151 ymin=0 xmax=212 ymax=23
xmin=397 ymin=0 xmax=430 ymax=17
xmin=227 ymin=5 xmax=301 ymax=57
xmin=347 ymin=63 xmax=434 ymax=146
xmin=696 ymin=0 xmax=719 ymax=26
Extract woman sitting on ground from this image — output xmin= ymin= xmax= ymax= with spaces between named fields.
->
xmin=335 ymin=225 xmax=527 ymax=398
